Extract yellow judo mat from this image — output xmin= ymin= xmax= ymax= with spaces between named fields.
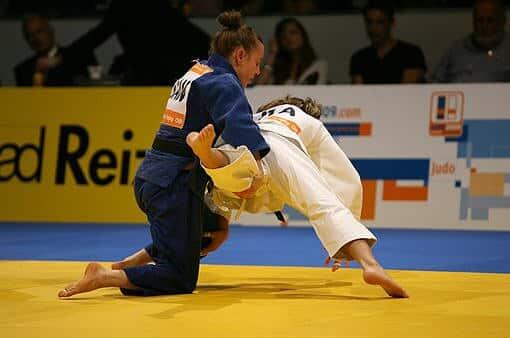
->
xmin=2 ymin=261 xmax=509 ymax=338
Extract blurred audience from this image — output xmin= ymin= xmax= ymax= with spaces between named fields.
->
xmin=431 ymin=0 xmax=510 ymax=82
xmin=257 ymin=17 xmax=327 ymax=85
xmin=183 ymin=0 xmax=221 ymax=16
xmin=281 ymin=0 xmax=319 ymax=14
xmin=6 ymin=0 xmax=98 ymax=17
xmin=14 ymin=14 xmax=97 ymax=86
xmin=349 ymin=1 xmax=427 ymax=84
xmin=57 ymin=0 xmax=210 ymax=86
xmin=221 ymin=0 xmax=265 ymax=15
xmin=2 ymin=1 xmax=509 ymax=17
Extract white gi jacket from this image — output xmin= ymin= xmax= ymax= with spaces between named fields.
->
xmin=203 ymin=104 xmax=376 ymax=258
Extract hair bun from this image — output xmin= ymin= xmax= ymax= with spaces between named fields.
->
xmin=217 ymin=10 xmax=243 ymax=30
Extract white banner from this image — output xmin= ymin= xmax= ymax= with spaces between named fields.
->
xmin=241 ymin=84 xmax=510 ymax=230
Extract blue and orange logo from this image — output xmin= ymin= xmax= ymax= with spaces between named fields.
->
xmin=429 ymin=91 xmax=464 ymax=137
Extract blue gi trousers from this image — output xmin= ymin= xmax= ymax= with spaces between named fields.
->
xmin=122 ymin=172 xmax=203 ymax=296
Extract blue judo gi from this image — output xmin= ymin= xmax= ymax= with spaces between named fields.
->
xmin=122 ymin=53 xmax=269 ymax=296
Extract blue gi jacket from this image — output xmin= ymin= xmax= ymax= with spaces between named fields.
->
xmin=136 ymin=53 xmax=270 ymax=188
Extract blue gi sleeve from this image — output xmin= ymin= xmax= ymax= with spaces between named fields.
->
xmin=202 ymin=74 xmax=270 ymax=158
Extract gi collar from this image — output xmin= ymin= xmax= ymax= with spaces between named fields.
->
xmin=207 ymin=53 xmax=242 ymax=86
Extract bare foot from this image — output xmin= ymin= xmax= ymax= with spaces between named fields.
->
xmin=58 ymin=262 xmax=106 ymax=298
xmin=186 ymin=124 xmax=216 ymax=161
xmin=362 ymin=265 xmax=409 ymax=298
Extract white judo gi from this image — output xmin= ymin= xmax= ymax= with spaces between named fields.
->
xmin=203 ymin=104 xmax=376 ymax=259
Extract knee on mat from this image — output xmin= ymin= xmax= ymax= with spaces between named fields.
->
xmin=180 ymin=278 xmax=198 ymax=294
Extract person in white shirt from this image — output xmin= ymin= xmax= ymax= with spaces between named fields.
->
xmin=187 ymin=96 xmax=408 ymax=298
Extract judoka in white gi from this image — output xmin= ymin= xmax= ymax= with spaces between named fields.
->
xmin=187 ymin=96 xmax=409 ymax=298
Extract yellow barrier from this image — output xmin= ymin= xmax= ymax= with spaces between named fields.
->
xmin=0 ymin=88 xmax=170 ymax=222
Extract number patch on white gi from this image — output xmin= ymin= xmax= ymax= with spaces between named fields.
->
xmin=255 ymin=106 xmax=302 ymax=134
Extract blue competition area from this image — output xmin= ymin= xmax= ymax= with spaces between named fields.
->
xmin=1 ymin=222 xmax=509 ymax=273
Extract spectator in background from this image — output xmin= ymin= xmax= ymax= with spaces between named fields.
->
xmin=349 ymin=2 xmax=427 ymax=84
xmin=57 ymin=0 xmax=210 ymax=86
xmin=14 ymin=14 xmax=97 ymax=86
xmin=431 ymin=0 xmax=510 ymax=82
xmin=257 ymin=17 xmax=327 ymax=85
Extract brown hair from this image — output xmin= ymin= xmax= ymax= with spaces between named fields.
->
xmin=210 ymin=10 xmax=259 ymax=58
xmin=256 ymin=96 xmax=322 ymax=119
xmin=273 ymin=18 xmax=317 ymax=84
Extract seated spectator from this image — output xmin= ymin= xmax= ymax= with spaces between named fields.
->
xmin=431 ymin=0 xmax=510 ymax=83
xmin=257 ymin=17 xmax=327 ymax=85
xmin=14 ymin=14 xmax=97 ymax=86
xmin=349 ymin=2 xmax=427 ymax=84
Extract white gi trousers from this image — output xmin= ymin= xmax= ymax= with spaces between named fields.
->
xmin=205 ymin=131 xmax=377 ymax=259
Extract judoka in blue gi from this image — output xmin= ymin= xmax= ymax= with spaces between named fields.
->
xmin=58 ymin=11 xmax=269 ymax=298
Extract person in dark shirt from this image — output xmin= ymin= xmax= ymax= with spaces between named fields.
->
xmin=14 ymin=14 xmax=97 ymax=86
xmin=349 ymin=1 xmax=427 ymax=84
xmin=58 ymin=0 xmax=210 ymax=86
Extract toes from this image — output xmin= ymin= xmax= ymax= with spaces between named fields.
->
xmin=200 ymin=129 xmax=207 ymax=142
xmin=185 ymin=132 xmax=197 ymax=146
xmin=58 ymin=286 xmax=74 ymax=298
xmin=204 ymin=124 xmax=215 ymax=140
xmin=332 ymin=260 xmax=342 ymax=272
xmin=207 ymin=124 xmax=214 ymax=135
